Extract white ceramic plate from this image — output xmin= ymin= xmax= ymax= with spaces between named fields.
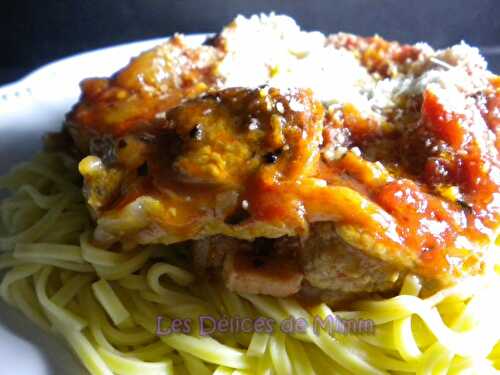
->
xmin=0 ymin=34 xmax=207 ymax=375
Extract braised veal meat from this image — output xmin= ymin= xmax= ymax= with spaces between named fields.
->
xmin=66 ymin=15 xmax=500 ymax=301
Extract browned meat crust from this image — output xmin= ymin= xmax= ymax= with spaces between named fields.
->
xmin=66 ymin=18 xmax=500 ymax=300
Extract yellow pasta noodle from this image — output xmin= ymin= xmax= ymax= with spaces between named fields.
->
xmin=0 ymin=152 xmax=499 ymax=374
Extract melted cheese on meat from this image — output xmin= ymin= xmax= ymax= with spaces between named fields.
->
xmin=71 ymin=14 xmax=500 ymax=288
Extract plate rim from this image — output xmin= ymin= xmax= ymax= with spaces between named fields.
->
xmin=0 ymin=32 xmax=215 ymax=375
xmin=0 ymin=33 xmax=210 ymax=104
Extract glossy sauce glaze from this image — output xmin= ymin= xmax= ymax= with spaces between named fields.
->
xmin=72 ymin=33 xmax=499 ymax=288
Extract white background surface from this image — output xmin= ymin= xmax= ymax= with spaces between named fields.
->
xmin=0 ymin=34 xmax=206 ymax=374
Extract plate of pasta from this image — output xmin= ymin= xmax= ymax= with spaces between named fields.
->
xmin=0 ymin=13 xmax=499 ymax=375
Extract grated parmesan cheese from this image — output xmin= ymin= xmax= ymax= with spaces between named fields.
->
xmin=216 ymin=14 xmax=493 ymax=129
xmin=217 ymin=13 xmax=374 ymax=107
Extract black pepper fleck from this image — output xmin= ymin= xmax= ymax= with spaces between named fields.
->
xmin=190 ymin=124 xmax=203 ymax=140
xmin=457 ymin=199 xmax=472 ymax=212
xmin=224 ymin=207 xmax=251 ymax=225
xmin=138 ymin=163 xmax=148 ymax=176
xmin=263 ymin=149 xmax=282 ymax=164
